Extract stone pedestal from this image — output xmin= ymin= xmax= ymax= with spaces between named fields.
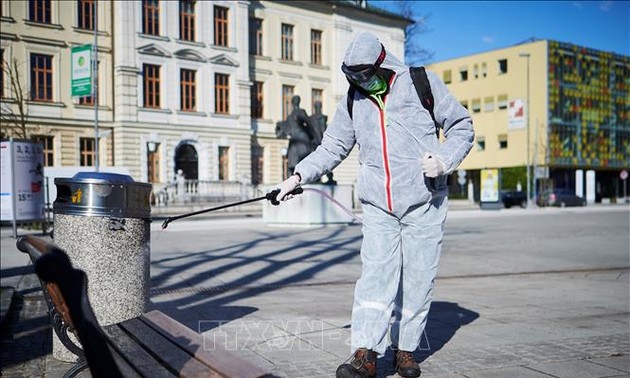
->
xmin=263 ymin=184 xmax=354 ymax=226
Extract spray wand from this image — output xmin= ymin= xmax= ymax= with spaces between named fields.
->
xmin=160 ymin=187 xmax=303 ymax=230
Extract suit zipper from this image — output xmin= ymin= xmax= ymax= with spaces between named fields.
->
xmin=370 ymin=91 xmax=392 ymax=212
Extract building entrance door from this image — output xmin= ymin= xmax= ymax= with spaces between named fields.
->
xmin=174 ymin=144 xmax=198 ymax=180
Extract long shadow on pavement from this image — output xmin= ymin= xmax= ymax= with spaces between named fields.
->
xmin=148 ymin=224 xmax=479 ymax=377
xmin=149 ymin=226 xmax=363 ymax=331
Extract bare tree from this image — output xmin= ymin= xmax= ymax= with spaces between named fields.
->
xmin=393 ymin=0 xmax=434 ymax=66
xmin=1 ymin=58 xmax=29 ymax=139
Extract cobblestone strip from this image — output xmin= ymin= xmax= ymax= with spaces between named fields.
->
xmin=242 ymin=333 xmax=629 ymax=377
xmin=0 ymin=293 xmax=49 ymax=377
xmin=419 ymin=333 xmax=630 ymax=375
xmin=0 ymin=273 xmax=75 ymax=378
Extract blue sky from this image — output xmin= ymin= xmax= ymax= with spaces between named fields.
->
xmin=370 ymin=1 xmax=630 ymax=63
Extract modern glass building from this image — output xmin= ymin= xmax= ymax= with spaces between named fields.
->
xmin=547 ymin=41 xmax=629 ymax=199
xmin=427 ymin=39 xmax=629 ymax=203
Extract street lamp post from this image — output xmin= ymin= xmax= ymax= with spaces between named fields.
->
xmin=93 ymin=0 xmax=99 ymax=172
xmin=519 ymin=52 xmax=531 ymax=208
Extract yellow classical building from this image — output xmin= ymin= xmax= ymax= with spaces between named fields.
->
xmin=427 ymin=39 xmax=629 ymax=203
xmin=1 ymin=0 xmax=114 ymax=168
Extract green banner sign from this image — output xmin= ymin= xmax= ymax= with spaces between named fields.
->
xmin=71 ymin=45 xmax=92 ymax=97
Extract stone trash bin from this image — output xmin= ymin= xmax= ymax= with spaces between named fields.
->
xmin=52 ymin=172 xmax=151 ymax=362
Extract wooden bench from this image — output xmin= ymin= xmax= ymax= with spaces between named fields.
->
xmin=17 ymin=235 xmax=272 ymax=378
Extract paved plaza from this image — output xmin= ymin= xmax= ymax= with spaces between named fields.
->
xmin=1 ymin=204 xmax=629 ymax=377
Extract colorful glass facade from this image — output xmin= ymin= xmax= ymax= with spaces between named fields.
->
xmin=548 ymin=41 xmax=630 ymax=169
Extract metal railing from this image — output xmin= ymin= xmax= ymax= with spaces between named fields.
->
xmin=151 ymin=180 xmax=263 ymax=207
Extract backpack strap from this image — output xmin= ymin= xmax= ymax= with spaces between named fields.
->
xmin=347 ymin=86 xmax=356 ymax=120
xmin=410 ymin=66 xmax=439 ymax=139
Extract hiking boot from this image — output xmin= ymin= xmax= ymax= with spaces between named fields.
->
xmin=336 ymin=348 xmax=377 ymax=378
xmin=394 ymin=350 xmax=421 ymax=378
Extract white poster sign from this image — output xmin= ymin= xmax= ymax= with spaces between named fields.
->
xmin=586 ymin=170 xmax=596 ymax=204
xmin=508 ymin=99 xmax=526 ymax=130
xmin=480 ymin=168 xmax=500 ymax=202
xmin=0 ymin=140 xmax=46 ymax=221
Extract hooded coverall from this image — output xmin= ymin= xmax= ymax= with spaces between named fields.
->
xmin=294 ymin=32 xmax=475 ymax=354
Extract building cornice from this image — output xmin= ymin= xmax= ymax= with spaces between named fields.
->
xmin=252 ymin=68 xmax=273 ymax=76
xmin=21 ymin=35 xmax=68 ymax=47
xmin=278 ymin=71 xmax=303 ymax=79
xmin=116 ymin=66 xmax=141 ymax=74
xmin=138 ymin=43 xmax=172 ymax=58
xmin=68 ymin=42 xmax=112 ymax=54
xmin=175 ymin=39 xmax=206 ymax=48
xmin=308 ymin=63 xmax=331 ymax=71
xmin=237 ymin=79 xmax=253 ymax=87
xmin=72 ymin=27 xmax=110 ymax=37
xmin=210 ymin=45 xmax=238 ymax=53
xmin=209 ymin=53 xmax=239 ymax=67
xmin=138 ymin=108 xmax=173 ymax=115
xmin=23 ymin=20 xmax=63 ymax=30
xmin=26 ymin=100 xmax=66 ymax=108
xmin=0 ymin=16 xmax=16 ymax=24
xmin=307 ymin=75 xmax=331 ymax=83
xmin=0 ymin=32 xmax=19 ymax=41
xmin=137 ymin=33 xmax=170 ymax=43
xmin=174 ymin=48 xmax=206 ymax=62
xmin=329 ymin=1 xmax=412 ymax=25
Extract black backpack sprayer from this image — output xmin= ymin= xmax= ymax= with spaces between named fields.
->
xmin=160 ymin=186 xmax=361 ymax=230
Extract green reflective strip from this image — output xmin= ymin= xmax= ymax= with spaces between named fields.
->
xmin=370 ymin=94 xmax=386 ymax=125
xmin=370 ymin=94 xmax=384 ymax=110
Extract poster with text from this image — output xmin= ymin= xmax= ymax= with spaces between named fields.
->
xmin=0 ymin=140 xmax=45 ymax=221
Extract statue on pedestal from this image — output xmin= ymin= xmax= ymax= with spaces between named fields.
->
xmin=275 ymin=95 xmax=316 ymax=177
xmin=308 ymin=101 xmax=336 ymax=185
xmin=309 ymin=101 xmax=327 ymax=147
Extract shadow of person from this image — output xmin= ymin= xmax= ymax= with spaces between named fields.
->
xmin=380 ymin=301 xmax=479 ymax=376
xmin=419 ymin=301 xmax=479 ymax=360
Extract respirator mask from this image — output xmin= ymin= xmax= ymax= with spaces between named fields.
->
xmin=342 ymin=44 xmax=387 ymax=94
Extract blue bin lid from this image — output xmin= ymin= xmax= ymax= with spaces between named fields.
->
xmin=72 ymin=171 xmax=135 ymax=183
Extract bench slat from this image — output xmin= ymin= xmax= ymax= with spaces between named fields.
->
xmin=141 ymin=311 xmax=269 ymax=378
xmin=119 ymin=317 xmax=225 ymax=378
xmin=107 ymin=343 xmax=144 ymax=378
xmin=102 ymin=324 xmax=176 ymax=378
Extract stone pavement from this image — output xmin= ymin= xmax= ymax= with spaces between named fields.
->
xmin=1 ymin=204 xmax=629 ymax=377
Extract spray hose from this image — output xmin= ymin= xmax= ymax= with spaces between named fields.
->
xmin=160 ymin=186 xmax=362 ymax=229
xmin=300 ymin=187 xmax=363 ymax=223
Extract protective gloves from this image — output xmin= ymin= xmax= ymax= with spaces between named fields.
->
xmin=274 ymin=174 xmax=301 ymax=204
xmin=422 ymin=152 xmax=446 ymax=178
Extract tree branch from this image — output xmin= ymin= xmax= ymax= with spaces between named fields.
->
xmin=395 ymin=0 xmax=434 ymax=66
xmin=1 ymin=58 xmax=29 ymax=139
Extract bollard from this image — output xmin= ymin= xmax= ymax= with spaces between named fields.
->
xmin=51 ymin=172 xmax=151 ymax=362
